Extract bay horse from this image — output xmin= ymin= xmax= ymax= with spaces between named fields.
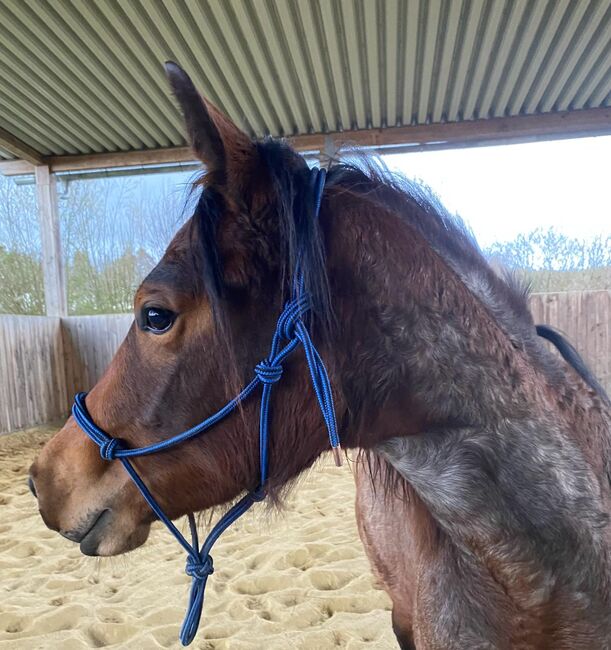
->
xmin=30 ymin=62 xmax=611 ymax=649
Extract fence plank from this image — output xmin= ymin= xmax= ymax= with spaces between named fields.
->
xmin=61 ymin=315 xmax=133 ymax=403
xmin=0 ymin=316 xmax=65 ymax=433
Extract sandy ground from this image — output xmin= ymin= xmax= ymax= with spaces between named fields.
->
xmin=0 ymin=427 xmax=395 ymax=649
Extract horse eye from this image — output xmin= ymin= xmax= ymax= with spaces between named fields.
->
xmin=143 ymin=307 xmax=175 ymax=334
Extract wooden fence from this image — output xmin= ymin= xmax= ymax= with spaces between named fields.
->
xmin=0 ymin=316 xmax=66 ymax=433
xmin=529 ymin=290 xmax=610 ymax=396
xmin=0 ymin=290 xmax=609 ymax=434
xmin=61 ymin=315 xmax=133 ymax=405
xmin=0 ymin=315 xmax=132 ymax=434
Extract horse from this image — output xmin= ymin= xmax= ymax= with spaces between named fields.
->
xmin=30 ymin=62 xmax=611 ymax=649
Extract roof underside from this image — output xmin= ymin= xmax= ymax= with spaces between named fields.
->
xmin=0 ymin=0 xmax=610 ymax=162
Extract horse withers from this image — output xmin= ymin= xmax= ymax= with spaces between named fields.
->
xmin=30 ymin=62 xmax=611 ymax=648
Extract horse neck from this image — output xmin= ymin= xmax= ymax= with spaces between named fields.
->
xmin=327 ymin=181 xmax=610 ymax=440
xmin=327 ymin=186 xmax=545 ymax=440
xmin=326 ymin=187 xmax=611 ymax=621
xmin=377 ymin=417 xmax=611 ymax=646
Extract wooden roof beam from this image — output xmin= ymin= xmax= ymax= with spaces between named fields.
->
xmin=1 ymin=107 xmax=610 ymax=177
xmin=292 ymin=106 xmax=611 ymax=152
xmin=47 ymin=146 xmax=195 ymax=173
xmin=0 ymin=126 xmax=44 ymax=165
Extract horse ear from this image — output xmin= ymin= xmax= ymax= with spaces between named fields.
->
xmin=165 ymin=62 xmax=264 ymax=288
xmin=164 ymin=61 xmax=255 ymax=184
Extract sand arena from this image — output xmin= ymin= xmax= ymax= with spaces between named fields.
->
xmin=0 ymin=427 xmax=394 ymax=649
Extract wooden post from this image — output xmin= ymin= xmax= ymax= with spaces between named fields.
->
xmin=35 ymin=165 xmax=67 ymax=317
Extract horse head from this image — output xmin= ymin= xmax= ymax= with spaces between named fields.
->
xmin=30 ymin=63 xmax=368 ymax=557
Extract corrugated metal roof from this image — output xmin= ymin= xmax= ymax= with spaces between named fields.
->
xmin=0 ymin=0 xmax=609 ymax=160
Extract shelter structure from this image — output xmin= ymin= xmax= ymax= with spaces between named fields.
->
xmin=0 ymin=0 xmax=609 ymax=315
xmin=0 ymin=0 xmax=610 ymax=434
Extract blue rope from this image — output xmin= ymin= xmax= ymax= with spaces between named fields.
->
xmin=70 ymin=168 xmax=340 ymax=646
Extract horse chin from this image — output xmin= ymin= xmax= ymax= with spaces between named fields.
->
xmin=78 ymin=509 xmax=152 ymax=557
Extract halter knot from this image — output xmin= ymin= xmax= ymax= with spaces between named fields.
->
xmin=100 ymin=437 xmax=120 ymax=461
xmin=186 ymin=554 xmax=214 ymax=580
xmin=251 ymin=486 xmax=267 ymax=502
xmin=255 ymin=360 xmax=283 ymax=384
xmin=278 ymin=295 xmax=311 ymax=340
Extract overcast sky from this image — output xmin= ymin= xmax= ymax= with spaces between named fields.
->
xmin=383 ymin=135 xmax=611 ymax=248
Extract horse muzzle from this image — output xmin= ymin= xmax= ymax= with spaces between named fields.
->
xmin=29 ymin=420 xmax=153 ymax=557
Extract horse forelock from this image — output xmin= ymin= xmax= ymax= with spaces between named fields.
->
xmin=173 ymin=139 xmax=335 ymax=344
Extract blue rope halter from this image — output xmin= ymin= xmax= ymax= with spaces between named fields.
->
xmin=71 ymin=168 xmax=340 ymax=646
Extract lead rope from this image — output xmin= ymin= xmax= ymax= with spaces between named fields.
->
xmin=71 ymin=168 xmax=340 ymax=646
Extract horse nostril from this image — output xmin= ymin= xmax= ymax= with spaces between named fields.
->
xmin=28 ymin=476 xmax=37 ymax=498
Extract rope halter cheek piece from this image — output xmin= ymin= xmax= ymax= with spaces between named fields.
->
xmin=71 ymin=168 xmax=341 ymax=646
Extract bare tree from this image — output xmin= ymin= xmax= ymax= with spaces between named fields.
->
xmin=58 ymin=171 xmax=190 ymax=314
xmin=0 ymin=176 xmax=44 ymax=314
xmin=485 ymin=228 xmax=611 ymax=292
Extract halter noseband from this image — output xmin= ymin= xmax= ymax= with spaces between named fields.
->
xmin=71 ymin=168 xmax=340 ymax=645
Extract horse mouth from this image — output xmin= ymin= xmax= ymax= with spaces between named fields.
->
xmin=72 ymin=508 xmax=152 ymax=557
xmin=50 ymin=497 xmax=153 ymax=557
xmin=59 ymin=509 xmax=112 ymax=555
xmin=78 ymin=509 xmax=113 ymax=556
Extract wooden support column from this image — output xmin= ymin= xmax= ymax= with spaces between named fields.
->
xmin=35 ymin=165 xmax=67 ymax=317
